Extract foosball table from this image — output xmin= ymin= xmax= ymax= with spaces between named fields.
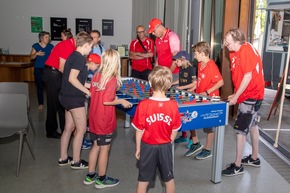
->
xmin=116 ymin=77 xmax=229 ymax=184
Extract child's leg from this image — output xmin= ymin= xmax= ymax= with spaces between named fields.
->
xmin=136 ymin=181 xmax=149 ymax=193
xmin=88 ymin=141 xmax=100 ymax=173
xmin=185 ymin=130 xmax=203 ymax=157
xmin=190 ymin=130 xmax=199 ymax=143
xmin=70 ymin=107 xmax=87 ymax=162
xmin=98 ymin=144 xmax=111 ymax=176
xmin=181 ymin=131 xmax=187 ymax=138
xmin=174 ymin=131 xmax=188 ymax=143
xmin=195 ymin=129 xmax=214 ymax=160
xmin=205 ymin=132 xmax=214 ymax=150
xmin=164 ymin=179 xmax=175 ymax=193
xmin=60 ymin=110 xmax=75 ymax=160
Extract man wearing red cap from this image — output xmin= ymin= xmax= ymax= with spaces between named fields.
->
xmin=148 ymin=18 xmax=181 ymax=82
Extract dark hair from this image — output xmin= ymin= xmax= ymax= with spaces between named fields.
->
xmin=38 ymin=31 xmax=50 ymax=42
xmin=90 ymin=30 xmax=101 ymax=37
xmin=62 ymin=28 xmax=73 ymax=39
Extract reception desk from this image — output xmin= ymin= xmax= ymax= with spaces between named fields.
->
xmin=121 ymin=57 xmax=130 ymax=77
xmin=0 ymin=55 xmax=130 ymax=82
xmin=0 ymin=61 xmax=34 ymax=82
xmin=0 ymin=54 xmax=34 ymax=82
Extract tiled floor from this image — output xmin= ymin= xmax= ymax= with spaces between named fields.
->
xmin=0 ymin=83 xmax=290 ymax=193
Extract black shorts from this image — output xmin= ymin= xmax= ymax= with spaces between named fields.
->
xmin=90 ymin=133 xmax=113 ymax=146
xmin=138 ymin=142 xmax=174 ymax=182
xmin=59 ymin=95 xmax=85 ymax=111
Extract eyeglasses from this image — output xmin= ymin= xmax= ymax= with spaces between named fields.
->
xmin=136 ymin=30 xmax=145 ymax=34
xmin=224 ymin=40 xmax=234 ymax=47
xmin=153 ymin=25 xmax=160 ymax=34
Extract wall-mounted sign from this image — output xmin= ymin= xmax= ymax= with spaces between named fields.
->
xmin=102 ymin=19 xmax=114 ymax=36
xmin=31 ymin=16 xmax=43 ymax=33
xmin=76 ymin=18 xmax=92 ymax=34
xmin=50 ymin=17 xmax=67 ymax=41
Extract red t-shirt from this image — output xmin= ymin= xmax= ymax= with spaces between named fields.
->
xmin=196 ymin=60 xmax=223 ymax=96
xmin=156 ymin=29 xmax=181 ymax=74
xmin=129 ymin=37 xmax=154 ymax=71
xmin=229 ymin=42 xmax=264 ymax=103
xmin=45 ymin=38 xmax=76 ymax=69
xmin=89 ymin=73 xmax=117 ymax=135
xmin=132 ymin=98 xmax=182 ymax=144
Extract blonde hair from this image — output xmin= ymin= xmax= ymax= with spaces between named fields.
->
xmin=148 ymin=66 xmax=172 ymax=92
xmin=96 ymin=49 xmax=122 ymax=91
xmin=75 ymin=31 xmax=93 ymax=47
xmin=192 ymin=41 xmax=211 ymax=56
xmin=178 ymin=58 xmax=192 ymax=68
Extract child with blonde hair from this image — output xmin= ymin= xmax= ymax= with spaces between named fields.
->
xmin=83 ymin=49 xmax=132 ymax=189
xmin=132 ymin=66 xmax=182 ymax=193
xmin=172 ymin=51 xmax=197 ymax=148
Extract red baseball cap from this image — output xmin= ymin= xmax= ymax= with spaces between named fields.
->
xmin=148 ymin=18 xmax=162 ymax=33
xmin=87 ymin=54 xmax=101 ymax=64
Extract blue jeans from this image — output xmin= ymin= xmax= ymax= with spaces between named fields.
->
xmin=34 ymin=68 xmax=44 ymax=105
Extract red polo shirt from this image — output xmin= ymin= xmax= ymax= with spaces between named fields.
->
xmin=45 ymin=38 xmax=76 ymax=69
xmin=156 ymin=28 xmax=181 ymax=74
xmin=129 ymin=37 xmax=155 ymax=71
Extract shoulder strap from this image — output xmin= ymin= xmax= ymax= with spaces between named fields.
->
xmin=137 ymin=37 xmax=154 ymax=66
xmin=137 ymin=36 xmax=148 ymax=52
xmin=99 ymin=44 xmax=103 ymax=54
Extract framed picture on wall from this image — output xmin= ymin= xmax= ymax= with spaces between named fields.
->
xmin=102 ymin=19 xmax=114 ymax=36
xmin=31 ymin=16 xmax=43 ymax=33
xmin=76 ymin=18 xmax=92 ymax=34
xmin=50 ymin=17 xmax=67 ymax=41
xmin=117 ymin=46 xmax=125 ymax=57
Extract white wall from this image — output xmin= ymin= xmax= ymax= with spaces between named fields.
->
xmin=0 ymin=0 xmax=132 ymax=54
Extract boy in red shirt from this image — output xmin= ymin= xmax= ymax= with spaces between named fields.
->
xmin=132 ymin=66 xmax=182 ymax=193
xmin=184 ymin=41 xmax=224 ymax=160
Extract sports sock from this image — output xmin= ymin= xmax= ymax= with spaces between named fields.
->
xmin=98 ymin=175 xmax=106 ymax=181
xmin=88 ymin=172 xmax=96 ymax=178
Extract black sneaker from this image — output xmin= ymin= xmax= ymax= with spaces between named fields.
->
xmin=222 ymin=163 xmax=244 ymax=177
xmin=241 ymin=154 xmax=261 ymax=167
xmin=58 ymin=156 xmax=73 ymax=166
xmin=71 ymin=159 xmax=89 ymax=170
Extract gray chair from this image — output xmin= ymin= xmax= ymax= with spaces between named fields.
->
xmin=0 ymin=82 xmax=36 ymax=134
xmin=0 ymin=94 xmax=35 ymax=176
